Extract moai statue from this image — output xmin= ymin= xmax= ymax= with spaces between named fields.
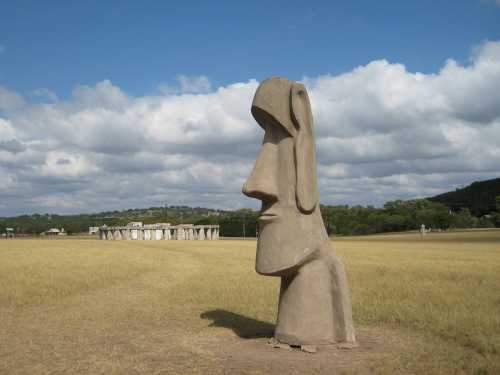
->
xmin=243 ymin=77 xmax=356 ymax=348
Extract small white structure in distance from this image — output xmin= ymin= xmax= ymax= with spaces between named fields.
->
xmin=89 ymin=226 xmax=99 ymax=235
xmin=43 ymin=228 xmax=67 ymax=236
xmin=128 ymin=222 xmax=143 ymax=227
xmin=2 ymin=228 xmax=15 ymax=238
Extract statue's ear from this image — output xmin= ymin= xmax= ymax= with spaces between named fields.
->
xmin=290 ymin=82 xmax=318 ymax=214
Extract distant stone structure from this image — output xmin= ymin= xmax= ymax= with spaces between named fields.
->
xmin=99 ymin=223 xmax=219 ymax=240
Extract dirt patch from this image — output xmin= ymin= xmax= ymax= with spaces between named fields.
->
xmin=187 ymin=326 xmax=404 ymax=374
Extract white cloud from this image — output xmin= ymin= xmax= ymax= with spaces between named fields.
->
xmin=177 ymin=75 xmax=212 ymax=94
xmin=0 ymin=118 xmax=17 ymax=141
xmin=1 ymin=41 xmax=500 ymax=215
xmin=31 ymin=88 xmax=58 ymax=102
xmin=0 ymin=86 xmax=24 ymax=111
xmin=40 ymin=151 xmax=99 ymax=179
xmin=480 ymin=0 xmax=500 ymax=7
xmin=158 ymin=75 xmax=212 ymax=95
xmin=71 ymin=79 xmax=130 ymax=109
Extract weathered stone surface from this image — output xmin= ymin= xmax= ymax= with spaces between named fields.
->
xmin=301 ymin=345 xmax=317 ymax=353
xmin=242 ymin=77 xmax=356 ymax=346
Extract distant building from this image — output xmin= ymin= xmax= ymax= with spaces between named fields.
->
xmin=43 ymin=228 xmax=67 ymax=236
xmin=3 ymin=228 xmax=14 ymax=238
xmin=88 ymin=226 xmax=99 ymax=235
xmin=127 ymin=222 xmax=143 ymax=228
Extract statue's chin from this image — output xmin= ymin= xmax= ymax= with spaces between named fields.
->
xmin=256 ymin=210 xmax=324 ymax=276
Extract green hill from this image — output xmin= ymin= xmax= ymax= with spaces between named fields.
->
xmin=429 ymin=177 xmax=500 ymax=216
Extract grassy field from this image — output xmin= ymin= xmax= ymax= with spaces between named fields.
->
xmin=0 ymin=231 xmax=499 ymax=374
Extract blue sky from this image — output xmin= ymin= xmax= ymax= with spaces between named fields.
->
xmin=1 ymin=1 xmax=500 ymax=215
xmin=1 ymin=1 xmax=499 ymax=98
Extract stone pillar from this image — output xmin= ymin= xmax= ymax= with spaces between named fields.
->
xmin=138 ymin=229 xmax=144 ymax=240
xmin=165 ymin=229 xmax=171 ymax=240
xmin=113 ymin=229 xmax=121 ymax=240
xmin=100 ymin=229 xmax=106 ymax=240
xmin=206 ymin=228 xmax=212 ymax=240
xmin=155 ymin=229 xmax=163 ymax=240
xmin=188 ymin=228 xmax=194 ymax=240
xmin=198 ymin=227 xmax=205 ymax=240
xmin=177 ymin=227 xmax=185 ymax=240
xmin=106 ymin=230 xmax=114 ymax=240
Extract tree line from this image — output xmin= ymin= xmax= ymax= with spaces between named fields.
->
xmin=1 ymin=198 xmax=498 ymax=237
xmin=215 ymin=199 xmax=498 ymax=237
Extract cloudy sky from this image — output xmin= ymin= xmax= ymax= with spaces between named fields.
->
xmin=1 ymin=1 xmax=500 ymax=216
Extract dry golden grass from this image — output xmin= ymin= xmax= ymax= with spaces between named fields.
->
xmin=0 ymin=230 xmax=499 ymax=374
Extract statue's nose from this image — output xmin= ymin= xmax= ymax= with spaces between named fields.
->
xmin=242 ymin=179 xmax=278 ymax=202
xmin=242 ymin=145 xmax=278 ymax=203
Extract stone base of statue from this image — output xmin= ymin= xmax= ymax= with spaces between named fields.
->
xmin=274 ymin=244 xmax=356 ymax=346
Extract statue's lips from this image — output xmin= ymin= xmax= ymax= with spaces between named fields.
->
xmin=258 ymin=212 xmax=279 ymax=222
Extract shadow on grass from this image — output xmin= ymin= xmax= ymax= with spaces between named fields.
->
xmin=200 ymin=309 xmax=274 ymax=339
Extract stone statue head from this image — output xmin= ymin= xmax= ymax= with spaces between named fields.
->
xmin=243 ymin=77 xmax=328 ymax=276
